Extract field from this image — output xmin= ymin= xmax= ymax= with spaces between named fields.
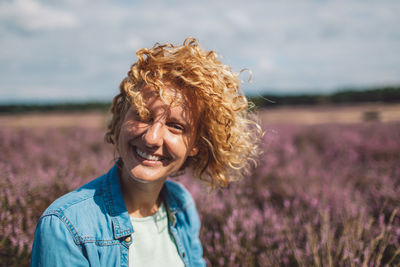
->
xmin=1 ymin=104 xmax=399 ymax=266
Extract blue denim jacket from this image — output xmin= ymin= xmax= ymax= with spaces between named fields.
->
xmin=31 ymin=164 xmax=206 ymax=267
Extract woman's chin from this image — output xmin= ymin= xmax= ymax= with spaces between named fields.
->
xmin=126 ymin=167 xmax=168 ymax=185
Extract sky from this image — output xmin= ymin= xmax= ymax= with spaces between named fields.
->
xmin=0 ymin=0 xmax=399 ymax=103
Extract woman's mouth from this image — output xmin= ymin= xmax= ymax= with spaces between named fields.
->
xmin=132 ymin=146 xmax=168 ymax=163
xmin=136 ymin=147 xmax=161 ymax=161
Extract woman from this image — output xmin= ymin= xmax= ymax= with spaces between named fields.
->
xmin=31 ymin=38 xmax=261 ymax=266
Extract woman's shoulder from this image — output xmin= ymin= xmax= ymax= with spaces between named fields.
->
xmin=36 ymin=172 xmax=118 ymax=243
xmin=41 ymin=173 xmax=106 ymax=218
xmin=34 ymin=165 xmax=131 ymax=247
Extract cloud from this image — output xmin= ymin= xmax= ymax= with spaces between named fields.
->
xmin=0 ymin=0 xmax=400 ymax=102
xmin=0 ymin=0 xmax=78 ymax=31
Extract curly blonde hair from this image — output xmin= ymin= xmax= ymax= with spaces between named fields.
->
xmin=105 ymin=37 xmax=262 ymax=188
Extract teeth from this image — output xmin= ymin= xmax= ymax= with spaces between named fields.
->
xmin=136 ymin=148 xmax=161 ymax=161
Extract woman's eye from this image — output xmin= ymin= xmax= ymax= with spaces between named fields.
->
xmin=168 ymin=123 xmax=185 ymax=131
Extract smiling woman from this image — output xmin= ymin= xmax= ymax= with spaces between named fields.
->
xmin=117 ymin=84 xmax=200 ymax=187
xmin=30 ymin=37 xmax=262 ymax=267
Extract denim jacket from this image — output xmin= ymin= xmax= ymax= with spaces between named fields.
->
xmin=31 ymin=164 xmax=206 ymax=267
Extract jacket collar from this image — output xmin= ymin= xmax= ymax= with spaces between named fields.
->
xmin=102 ymin=162 xmax=181 ymax=239
xmin=103 ymin=162 xmax=134 ymax=239
xmin=160 ymin=183 xmax=178 ymax=226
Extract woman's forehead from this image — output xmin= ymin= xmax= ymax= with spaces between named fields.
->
xmin=134 ymin=82 xmax=200 ymax=124
xmin=141 ymin=82 xmax=197 ymax=109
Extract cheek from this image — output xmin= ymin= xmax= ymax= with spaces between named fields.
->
xmin=117 ymin=126 xmax=134 ymax=152
xmin=166 ymin=134 xmax=194 ymax=156
xmin=117 ymin=127 xmax=128 ymax=148
xmin=120 ymin=122 xmax=142 ymax=139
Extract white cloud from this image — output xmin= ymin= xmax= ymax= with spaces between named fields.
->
xmin=1 ymin=0 xmax=400 ymax=102
xmin=0 ymin=0 xmax=78 ymax=31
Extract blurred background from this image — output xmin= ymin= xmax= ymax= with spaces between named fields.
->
xmin=1 ymin=0 xmax=400 ymax=266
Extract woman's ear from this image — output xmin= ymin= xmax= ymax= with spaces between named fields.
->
xmin=188 ymin=146 xmax=199 ymax=157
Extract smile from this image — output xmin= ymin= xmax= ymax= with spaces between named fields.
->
xmin=134 ymin=147 xmax=164 ymax=161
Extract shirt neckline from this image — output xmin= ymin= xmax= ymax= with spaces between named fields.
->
xmin=130 ymin=202 xmax=166 ymax=222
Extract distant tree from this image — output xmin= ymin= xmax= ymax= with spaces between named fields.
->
xmin=249 ymin=86 xmax=400 ymax=108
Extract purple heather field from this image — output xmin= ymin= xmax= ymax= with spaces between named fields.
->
xmin=1 ymin=115 xmax=400 ymax=266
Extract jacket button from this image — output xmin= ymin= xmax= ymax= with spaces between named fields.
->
xmin=182 ymin=252 xmax=186 ymax=258
xmin=125 ymin=236 xmax=131 ymax=242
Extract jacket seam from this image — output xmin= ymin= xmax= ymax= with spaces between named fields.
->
xmin=42 ymin=210 xmax=119 ymax=246
xmin=40 ymin=211 xmax=83 ymax=246
xmin=43 ymin=188 xmax=103 ymax=217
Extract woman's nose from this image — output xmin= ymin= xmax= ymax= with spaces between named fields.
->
xmin=143 ymin=122 xmax=164 ymax=148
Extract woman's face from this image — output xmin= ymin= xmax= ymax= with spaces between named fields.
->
xmin=117 ymin=83 xmax=199 ymax=184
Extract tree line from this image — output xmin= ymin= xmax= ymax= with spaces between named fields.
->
xmin=1 ymin=86 xmax=399 ymax=114
xmin=250 ymin=86 xmax=400 ymax=108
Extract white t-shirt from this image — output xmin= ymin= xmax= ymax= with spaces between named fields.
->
xmin=129 ymin=203 xmax=185 ymax=267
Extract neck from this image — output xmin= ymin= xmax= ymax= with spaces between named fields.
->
xmin=118 ymin=164 xmax=166 ymax=218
